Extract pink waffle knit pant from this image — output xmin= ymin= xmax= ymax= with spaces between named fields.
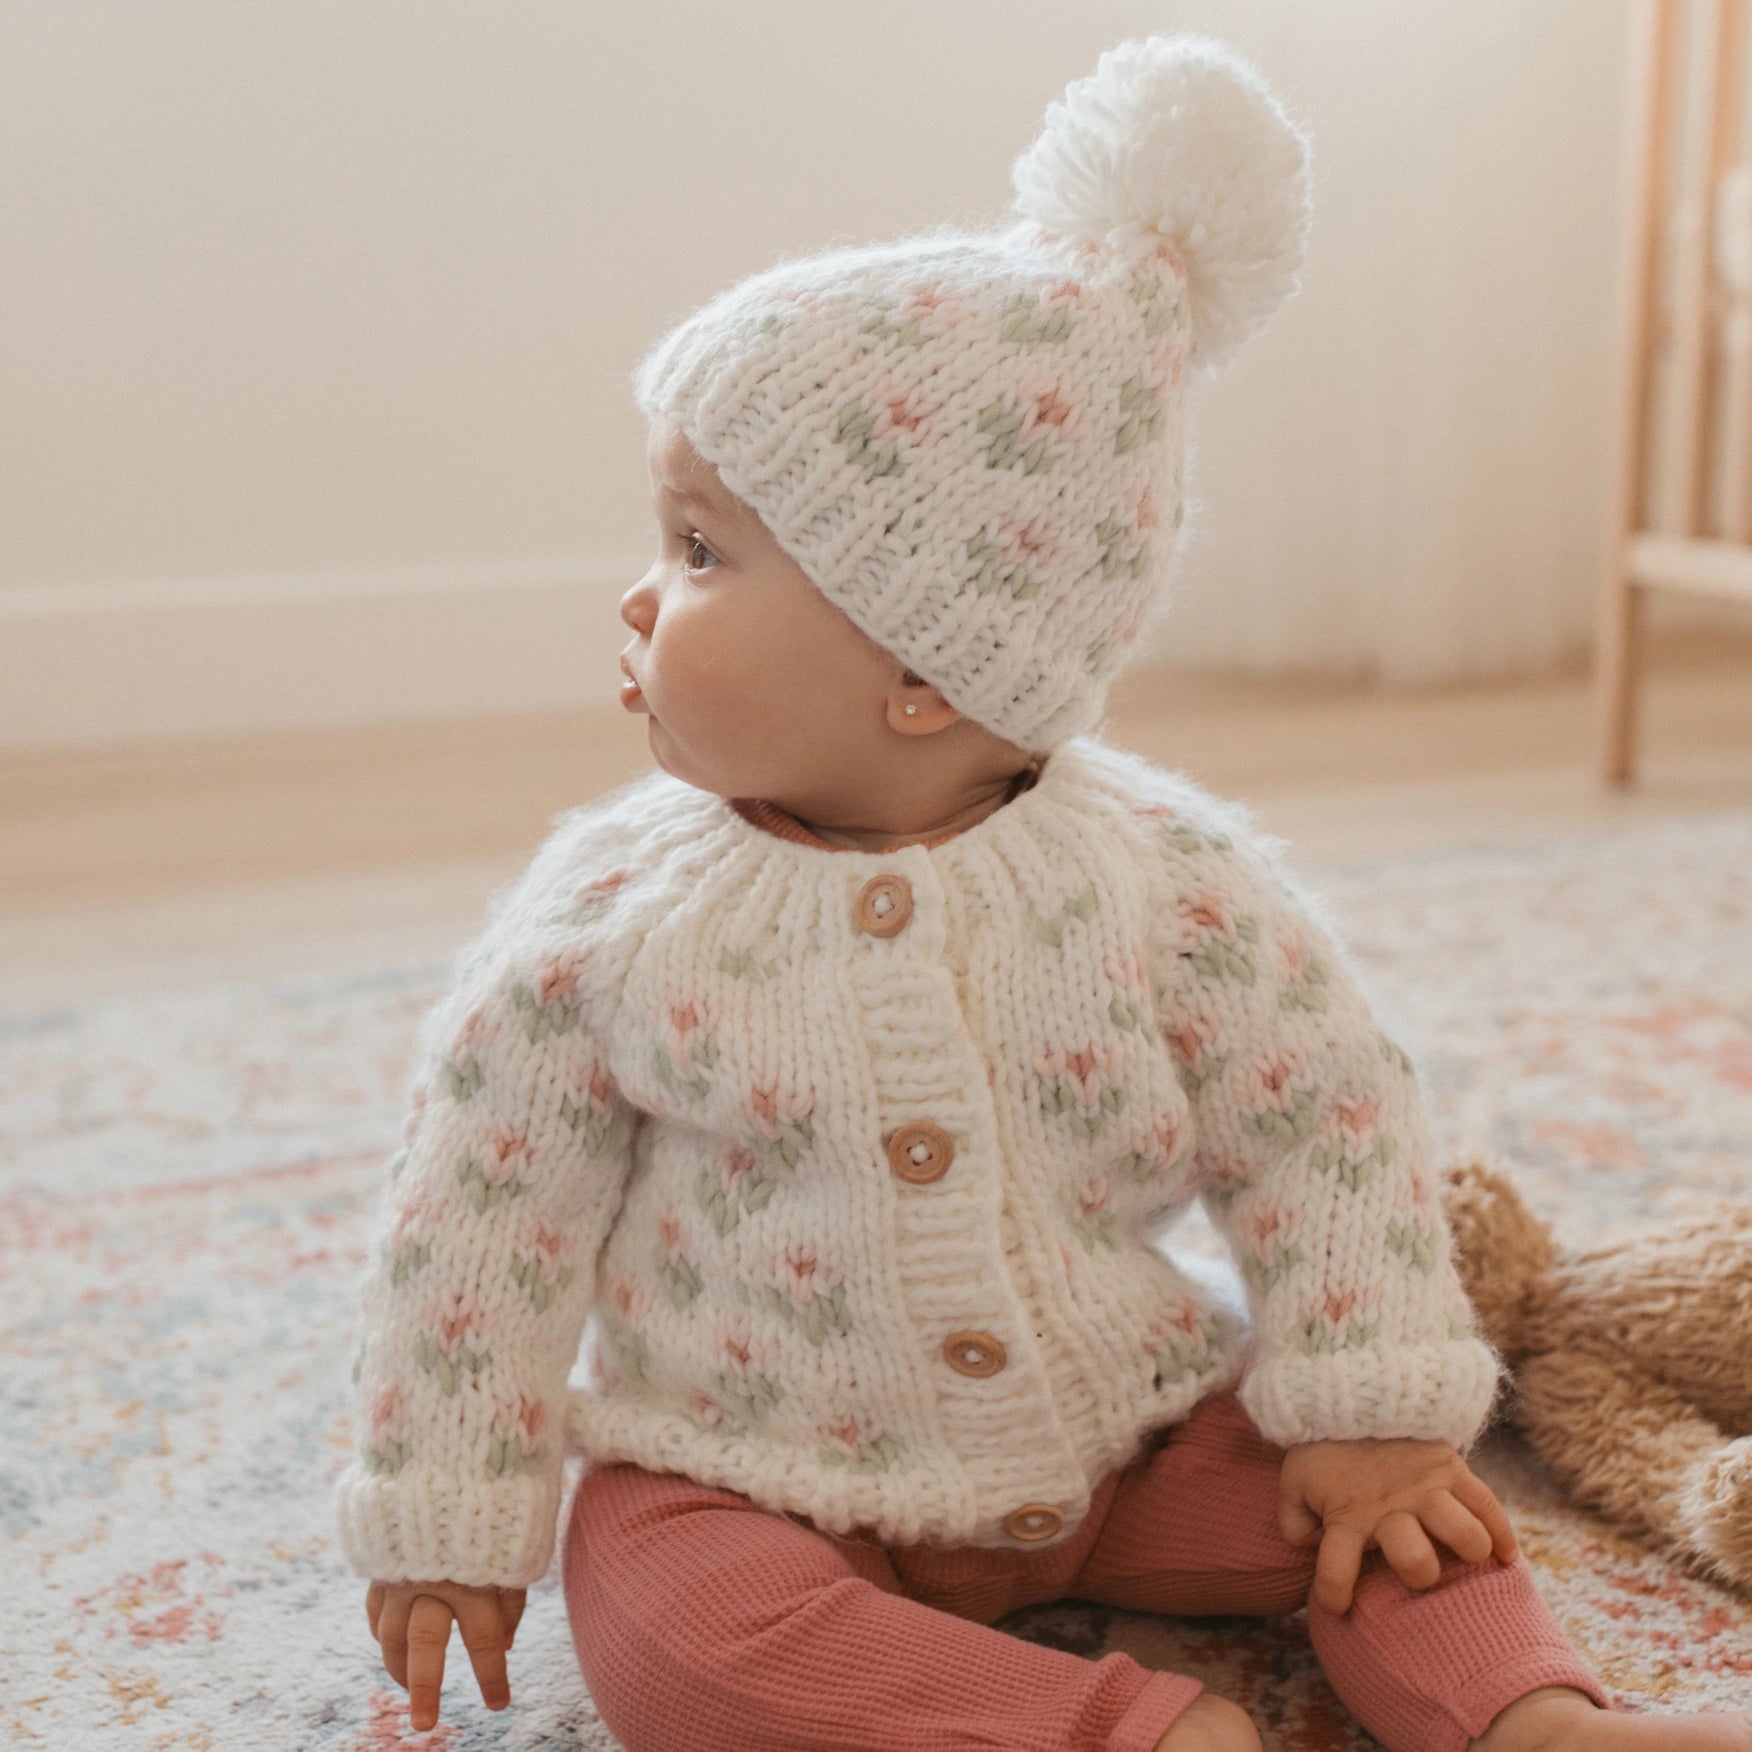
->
xmin=562 ymin=1386 xmax=1613 ymax=1751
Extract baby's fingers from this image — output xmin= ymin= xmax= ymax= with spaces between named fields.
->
xmin=1452 ymin=1472 xmax=1520 ymax=1565
xmin=376 ymin=1593 xmax=410 ymax=1690
xmin=1311 ymin=1520 xmax=1369 ymax=1615
xmin=406 ymin=1593 xmax=456 ymax=1732
xmin=1376 ymin=1508 xmax=1442 ymax=1592
xmin=1418 ymin=1488 xmax=1495 ymax=1567
xmin=457 ymin=1596 xmax=512 ymax=1712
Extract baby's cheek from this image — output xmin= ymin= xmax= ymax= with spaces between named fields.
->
xmin=677 ymin=647 xmax=758 ymax=736
xmin=702 ymin=630 xmax=798 ymax=718
xmin=651 ymin=615 xmax=731 ymax=712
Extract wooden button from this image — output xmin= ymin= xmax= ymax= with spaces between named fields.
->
xmin=942 ymin=1330 xmax=1006 ymax=1377
xmin=855 ymin=874 xmax=913 ymax=937
xmin=887 ymin=1121 xmax=954 ymax=1184
xmin=1004 ymin=1503 xmax=1064 ymax=1542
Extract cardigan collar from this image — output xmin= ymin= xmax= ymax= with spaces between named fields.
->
xmin=728 ymin=752 xmax=1050 ymax=855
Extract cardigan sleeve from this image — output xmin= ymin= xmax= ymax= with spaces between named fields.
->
xmin=1144 ymin=799 xmax=1505 ymax=1453
xmin=332 ymin=821 xmax=642 ymax=1588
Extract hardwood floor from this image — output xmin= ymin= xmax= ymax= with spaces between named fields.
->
xmin=3 ymin=626 xmax=1748 ymax=1014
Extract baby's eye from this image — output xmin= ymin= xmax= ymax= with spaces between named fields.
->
xmin=684 ymin=533 xmax=719 ymax=574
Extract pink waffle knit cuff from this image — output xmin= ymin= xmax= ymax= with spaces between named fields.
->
xmin=1107 ymin=1669 xmax=1208 ymax=1752
xmin=1421 ymin=1653 xmax=1616 ymax=1752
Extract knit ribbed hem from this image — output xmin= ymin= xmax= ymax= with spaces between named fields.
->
xmin=1237 ymin=1338 xmax=1503 ymax=1453
xmin=1107 ymin=1671 xmax=1206 ymax=1752
xmin=334 ymin=1465 xmax=560 ymax=1588
xmin=1422 ymin=1657 xmax=1616 ymax=1752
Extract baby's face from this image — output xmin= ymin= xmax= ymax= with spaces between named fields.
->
xmin=619 ymin=417 xmax=925 ymax=803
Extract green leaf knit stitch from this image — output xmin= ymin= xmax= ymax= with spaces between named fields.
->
xmin=836 ymin=400 xmax=905 ymax=480
xmin=1114 ymin=373 xmax=1166 ymax=455
xmin=977 ymin=399 xmax=1056 ymax=474
xmin=997 ymin=288 xmax=1078 ymax=346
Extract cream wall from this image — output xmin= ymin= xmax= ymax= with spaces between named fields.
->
xmin=2 ymin=1 xmax=1657 ymax=746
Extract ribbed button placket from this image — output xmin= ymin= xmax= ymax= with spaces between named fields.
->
xmin=847 ymin=844 xmax=1079 ymax=1548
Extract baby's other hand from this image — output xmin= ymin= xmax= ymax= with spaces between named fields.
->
xmin=1277 ymin=1436 xmax=1518 ymax=1616
xmin=365 ymin=1578 xmax=526 ymax=1732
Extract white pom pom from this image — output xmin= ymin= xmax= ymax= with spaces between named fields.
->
xmin=1009 ymin=34 xmax=1310 ymax=375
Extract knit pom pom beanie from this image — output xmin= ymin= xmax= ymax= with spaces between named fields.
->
xmin=631 ymin=34 xmax=1311 ymax=754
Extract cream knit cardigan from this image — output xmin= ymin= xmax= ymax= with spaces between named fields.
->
xmin=334 ymin=734 xmax=1503 ymax=1588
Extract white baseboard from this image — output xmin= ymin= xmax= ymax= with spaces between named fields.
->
xmin=0 ymin=554 xmax=649 ymax=750
xmin=9 ymin=553 xmax=1741 ymax=754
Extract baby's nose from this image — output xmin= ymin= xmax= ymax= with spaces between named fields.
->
xmin=619 ymin=579 xmax=655 ymax=632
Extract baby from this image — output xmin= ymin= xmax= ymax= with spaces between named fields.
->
xmin=336 ymin=35 xmax=1752 ymax=1752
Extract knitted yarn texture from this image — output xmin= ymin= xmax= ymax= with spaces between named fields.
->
xmin=631 ymin=35 xmax=1312 ymax=755
xmin=333 ymin=737 xmax=1502 ymax=1589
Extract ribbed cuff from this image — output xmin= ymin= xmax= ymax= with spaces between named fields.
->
xmin=334 ymin=1463 xmax=561 ymax=1587
xmin=1237 ymin=1338 xmax=1503 ymax=1452
xmin=1108 ymin=1671 xmax=1207 ymax=1752
xmin=1425 ymin=1657 xmax=1616 ymax=1752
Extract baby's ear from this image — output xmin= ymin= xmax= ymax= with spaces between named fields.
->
xmin=889 ymin=678 xmax=960 ymax=733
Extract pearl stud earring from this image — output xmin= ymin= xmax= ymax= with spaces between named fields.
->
xmin=904 ymin=704 xmax=918 ymax=716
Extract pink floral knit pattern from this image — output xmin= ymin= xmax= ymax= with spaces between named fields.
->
xmin=333 ymin=735 xmax=1500 ymax=1588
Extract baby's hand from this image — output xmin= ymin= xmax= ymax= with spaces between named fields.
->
xmin=365 ymin=1578 xmax=526 ymax=1732
xmin=1276 ymin=1436 xmax=1518 ymax=1616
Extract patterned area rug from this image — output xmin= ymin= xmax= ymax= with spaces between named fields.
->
xmin=4 ymin=806 xmax=1751 ymax=1748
